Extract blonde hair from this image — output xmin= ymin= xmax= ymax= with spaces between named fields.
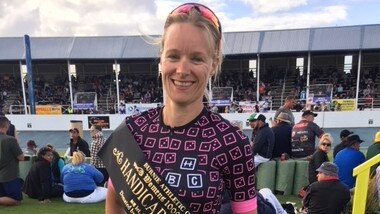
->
xmin=160 ymin=8 xmax=223 ymax=80
xmin=319 ymin=133 xmax=334 ymax=145
xmin=71 ymin=151 xmax=85 ymax=166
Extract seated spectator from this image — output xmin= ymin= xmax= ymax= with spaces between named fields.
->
xmin=23 ymin=147 xmax=63 ymax=203
xmin=46 ymin=144 xmax=65 ymax=184
xmin=308 ymin=133 xmax=333 ymax=184
xmin=333 ymin=129 xmax=353 ymax=159
xmin=303 ymin=162 xmax=351 ymax=213
xmin=247 ymin=113 xmax=275 ymax=167
xmin=334 ymin=134 xmax=366 ymax=189
xmin=61 ymin=151 xmax=106 ymax=203
xmin=24 ymin=140 xmax=38 ymax=156
xmin=271 ymin=112 xmax=292 ymax=159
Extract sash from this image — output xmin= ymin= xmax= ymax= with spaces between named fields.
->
xmin=98 ymin=122 xmax=191 ymax=214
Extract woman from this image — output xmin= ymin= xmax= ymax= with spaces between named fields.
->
xmin=61 ymin=151 xmax=106 ymax=203
xmin=106 ymin=3 xmax=257 ymax=214
xmin=23 ymin=147 xmax=63 ymax=203
xmin=308 ymin=133 xmax=333 ymax=184
xmin=46 ymin=144 xmax=65 ymax=184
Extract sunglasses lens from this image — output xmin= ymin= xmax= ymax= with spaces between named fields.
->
xmin=322 ymin=143 xmax=331 ymax=147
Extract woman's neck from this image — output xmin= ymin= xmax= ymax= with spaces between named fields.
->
xmin=162 ymin=102 xmax=204 ymax=128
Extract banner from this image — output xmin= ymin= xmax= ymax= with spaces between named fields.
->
xmin=73 ymin=103 xmax=95 ymax=110
xmin=125 ymin=103 xmax=158 ymax=115
xmin=210 ymin=87 xmax=233 ymax=106
xmin=98 ymin=123 xmax=191 ymax=214
xmin=332 ymin=99 xmax=356 ymax=111
xmin=88 ymin=116 xmax=110 ymax=129
xmin=36 ymin=105 xmax=62 ymax=115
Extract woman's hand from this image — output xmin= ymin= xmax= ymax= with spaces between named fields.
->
xmin=39 ymin=199 xmax=51 ymax=204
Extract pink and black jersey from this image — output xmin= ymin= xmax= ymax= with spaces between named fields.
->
xmin=125 ymin=107 xmax=257 ymax=213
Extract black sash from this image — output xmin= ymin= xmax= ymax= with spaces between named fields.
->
xmin=98 ymin=122 xmax=191 ymax=214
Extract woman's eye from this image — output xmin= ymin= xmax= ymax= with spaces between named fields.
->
xmin=192 ymin=57 xmax=204 ymax=63
xmin=167 ymin=54 xmax=179 ymax=60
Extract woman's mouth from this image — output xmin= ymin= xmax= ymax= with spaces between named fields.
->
xmin=173 ymin=80 xmax=194 ymax=87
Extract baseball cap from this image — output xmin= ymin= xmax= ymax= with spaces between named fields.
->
xmin=374 ymin=131 xmax=380 ymax=143
xmin=276 ymin=112 xmax=291 ymax=124
xmin=69 ymin=128 xmax=79 ymax=133
xmin=247 ymin=113 xmax=266 ymax=122
xmin=316 ymin=162 xmax=338 ymax=177
xmin=340 ymin=129 xmax=353 ymax=138
xmin=347 ymin=134 xmax=364 ymax=144
xmin=27 ymin=140 xmax=37 ymax=148
xmin=302 ymin=110 xmax=318 ymax=117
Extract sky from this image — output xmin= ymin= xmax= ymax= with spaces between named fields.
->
xmin=0 ymin=0 xmax=380 ymax=37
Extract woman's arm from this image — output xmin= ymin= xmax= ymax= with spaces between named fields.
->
xmin=105 ymin=184 xmax=126 ymax=214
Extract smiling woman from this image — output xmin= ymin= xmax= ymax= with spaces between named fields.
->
xmin=104 ymin=3 xmax=257 ymax=214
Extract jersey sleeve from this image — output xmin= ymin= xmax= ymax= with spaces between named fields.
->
xmin=222 ymin=129 xmax=257 ymax=212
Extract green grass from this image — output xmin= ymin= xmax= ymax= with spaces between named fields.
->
xmin=0 ymin=194 xmax=104 ymax=214
xmin=0 ymin=193 xmax=301 ymax=214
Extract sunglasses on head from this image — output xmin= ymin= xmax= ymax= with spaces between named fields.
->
xmin=170 ymin=3 xmax=222 ymax=36
xmin=321 ymin=143 xmax=331 ymax=147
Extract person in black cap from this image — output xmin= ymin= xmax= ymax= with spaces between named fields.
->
xmin=333 ymin=129 xmax=353 ymax=158
xmin=291 ymin=110 xmax=324 ymax=159
xmin=68 ymin=128 xmax=90 ymax=157
xmin=247 ymin=113 xmax=275 ymax=167
xmin=303 ymin=162 xmax=351 ymax=213
xmin=334 ymin=134 xmax=366 ymax=189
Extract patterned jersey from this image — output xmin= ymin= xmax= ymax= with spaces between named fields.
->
xmin=125 ymin=107 xmax=256 ymax=213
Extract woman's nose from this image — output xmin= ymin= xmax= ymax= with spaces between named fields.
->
xmin=176 ymin=59 xmax=190 ymax=75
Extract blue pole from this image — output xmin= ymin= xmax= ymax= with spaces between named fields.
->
xmin=24 ymin=35 xmax=35 ymax=114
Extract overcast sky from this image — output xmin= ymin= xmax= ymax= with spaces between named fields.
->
xmin=1 ymin=0 xmax=379 ymax=37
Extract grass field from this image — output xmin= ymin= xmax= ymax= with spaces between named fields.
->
xmin=0 ymin=193 xmax=302 ymax=214
xmin=0 ymin=194 xmax=105 ymax=214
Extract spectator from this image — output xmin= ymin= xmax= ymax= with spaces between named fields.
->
xmin=303 ymin=162 xmax=351 ymax=213
xmin=308 ymin=133 xmax=333 ymax=184
xmin=61 ymin=151 xmax=106 ymax=203
xmin=46 ymin=144 xmax=65 ymax=184
xmin=68 ymin=128 xmax=90 ymax=157
xmin=333 ymin=129 xmax=353 ymax=159
xmin=0 ymin=116 xmax=24 ymax=206
xmin=247 ymin=113 xmax=275 ymax=167
xmin=23 ymin=147 xmax=63 ymax=203
xmin=334 ymin=134 xmax=366 ymax=189
xmin=0 ymin=112 xmax=17 ymax=138
xmin=366 ymin=131 xmax=380 ymax=174
xmin=89 ymin=125 xmax=108 ymax=186
xmin=24 ymin=140 xmax=38 ymax=156
xmin=291 ymin=110 xmax=324 ymax=159
xmin=271 ymin=112 xmax=292 ymax=158
xmin=273 ymin=95 xmax=295 ymax=126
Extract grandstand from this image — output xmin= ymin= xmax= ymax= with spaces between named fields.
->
xmin=1 ymin=24 xmax=380 ymax=114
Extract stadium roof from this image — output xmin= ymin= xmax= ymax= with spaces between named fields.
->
xmin=1 ymin=24 xmax=380 ymax=61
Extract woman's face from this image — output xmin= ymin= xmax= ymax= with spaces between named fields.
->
xmin=319 ymin=139 xmax=331 ymax=152
xmin=160 ymin=23 xmax=216 ymax=106
xmin=42 ymin=151 xmax=54 ymax=162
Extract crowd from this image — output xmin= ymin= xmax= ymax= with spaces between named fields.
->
xmin=246 ymin=96 xmax=380 ymax=212
xmin=2 ymin=56 xmax=378 ymax=115
xmin=0 ymin=114 xmax=108 ymax=206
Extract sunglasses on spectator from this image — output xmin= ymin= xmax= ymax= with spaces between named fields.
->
xmin=170 ymin=3 xmax=222 ymax=36
xmin=321 ymin=143 xmax=331 ymax=147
